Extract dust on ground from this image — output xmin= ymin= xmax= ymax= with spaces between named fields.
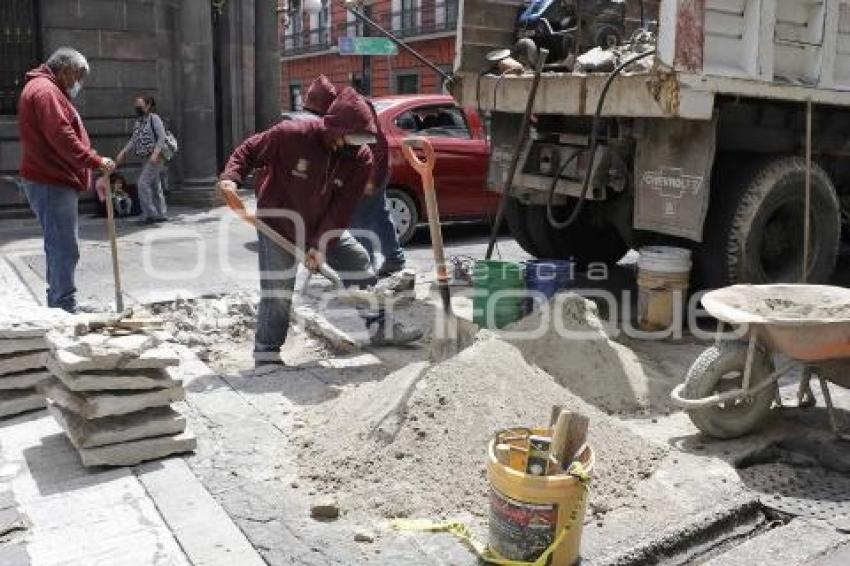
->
xmin=297 ymin=333 xmax=668 ymax=530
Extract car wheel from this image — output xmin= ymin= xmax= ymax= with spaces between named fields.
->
xmin=387 ymin=188 xmax=419 ymax=244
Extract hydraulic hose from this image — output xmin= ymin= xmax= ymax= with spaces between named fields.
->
xmin=545 ymin=48 xmax=656 ymax=230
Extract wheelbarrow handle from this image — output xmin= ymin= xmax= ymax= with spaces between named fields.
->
xmin=401 ymin=137 xmax=436 ymax=178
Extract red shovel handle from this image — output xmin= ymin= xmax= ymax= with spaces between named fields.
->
xmin=401 ymin=137 xmax=436 ymax=179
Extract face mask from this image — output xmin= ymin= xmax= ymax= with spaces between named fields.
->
xmin=67 ymin=81 xmax=82 ymax=99
xmin=135 ymin=106 xmax=146 ymax=117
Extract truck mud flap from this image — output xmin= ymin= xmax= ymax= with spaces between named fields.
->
xmin=634 ymin=117 xmax=717 ymax=242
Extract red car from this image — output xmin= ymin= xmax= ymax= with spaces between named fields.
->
xmin=371 ymin=95 xmax=497 ymax=243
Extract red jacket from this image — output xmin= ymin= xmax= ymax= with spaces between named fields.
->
xmin=221 ymin=88 xmax=376 ymax=251
xmin=18 ymin=65 xmax=101 ymax=191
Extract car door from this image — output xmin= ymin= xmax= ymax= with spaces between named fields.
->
xmin=393 ymin=103 xmax=490 ymax=219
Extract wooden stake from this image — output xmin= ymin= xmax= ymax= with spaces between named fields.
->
xmin=104 ymin=180 xmax=124 ymax=312
xmin=803 ymin=100 xmax=812 ymax=283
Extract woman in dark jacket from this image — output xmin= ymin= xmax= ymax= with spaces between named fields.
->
xmin=115 ymin=95 xmax=168 ymax=223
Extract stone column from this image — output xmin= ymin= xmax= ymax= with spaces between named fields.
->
xmin=177 ymin=0 xmax=219 ymax=191
xmin=255 ymin=0 xmax=281 ymax=131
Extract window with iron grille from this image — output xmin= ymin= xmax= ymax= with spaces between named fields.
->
xmin=0 ymin=0 xmax=40 ymax=116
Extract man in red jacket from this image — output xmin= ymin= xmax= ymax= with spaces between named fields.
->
xmin=18 ymin=47 xmax=115 ymax=312
xmin=219 ymin=87 xmax=422 ymax=366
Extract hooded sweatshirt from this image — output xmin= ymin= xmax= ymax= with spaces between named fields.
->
xmin=366 ymin=101 xmax=389 ymax=188
xmin=18 ymin=65 xmax=101 ymax=191
xmin=221 ymin=87 xmax=376 ymax=251
xmin=303 ymin=75 xmax=337 ymax=115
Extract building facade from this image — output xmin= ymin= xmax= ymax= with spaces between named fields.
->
xmin=280 ymin=0 xmax=457 ymax=108
xmin=0 ymin=0 xmax=280 ymax=217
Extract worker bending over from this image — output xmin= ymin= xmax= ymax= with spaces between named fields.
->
xmin=218 ymin=88 xmax=422 ymax=366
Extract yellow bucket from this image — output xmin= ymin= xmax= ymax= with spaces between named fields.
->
xmin=487 ymin=430 xmax=594 ymax=566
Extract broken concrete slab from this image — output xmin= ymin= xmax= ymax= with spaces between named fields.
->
xmin=0 ymin=370 xmax=50 ymax=391
xmin=43 ymin=379 xmax=185 ymax=419
xmin=0 ymin=336 xmax=47 ymax=356
xmin=77 ymin=431 xmax=196 ymax=467
xmin=48 ymin=332 xmax=180 ymax=372
xmin=48 ymin=403 xmax=187 ymax=448
xmin=294 ymin=306 xmax=358 ymax=354
xmin=0 ymin=305 xmax=72 ymax=338
xmin=0 ymin=351 xmax=47 ymax=377
xmin=0 ymin=388 xmax=45 ymax=418
xmin=46 ymin=356 xmax=181 ymax=392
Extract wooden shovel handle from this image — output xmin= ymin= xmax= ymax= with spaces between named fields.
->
xmin=401 ymin=137 xmax=436 ymax=179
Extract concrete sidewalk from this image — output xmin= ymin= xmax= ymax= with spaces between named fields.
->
xmin=0 ymin=257 xmax=265 ymax=566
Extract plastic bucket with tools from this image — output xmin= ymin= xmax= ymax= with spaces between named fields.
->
xmin=473 ymin=260 xmax=526 ymax=329
xmin=524 ymin=259 xmax=575 ymax=313
xmin=487 ymin=428 xmax=594 ymax=566
xmin=637 ymin=246 xmax=692 ymax=331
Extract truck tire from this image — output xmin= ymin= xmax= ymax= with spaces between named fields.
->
xmin=698 ymin=156 xmax=840 ymax=287
xmin=510 ymin=200 xmax=628 ymax=267
xmin=683 ymin=343 xmax=777 ymax=439
xmin=505 ymin=197 xmax=542 ymax=257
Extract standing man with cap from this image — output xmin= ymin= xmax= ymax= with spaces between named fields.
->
xmin=219 ymin=87 xmax=423 ymax=366
xmin=18 ymin=47 xmax=115 ymax=313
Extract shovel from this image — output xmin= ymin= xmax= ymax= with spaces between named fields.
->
xmin=401 ymin=138 xmax=473 ymax=361
xmin=96 ymin=175 xmax=124 ymax=312
xmin=220 ymin=183 xmax=392 ymax=308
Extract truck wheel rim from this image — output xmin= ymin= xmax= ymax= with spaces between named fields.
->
xmin=388 ymin=196 xmax=413 ymax=237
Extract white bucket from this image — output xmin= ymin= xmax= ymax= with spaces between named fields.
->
xmin=637 ymin=246 xmax=692 ymax=331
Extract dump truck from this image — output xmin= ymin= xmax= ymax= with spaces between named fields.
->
xmin=453 ymin=0 xmax=850 ymax=287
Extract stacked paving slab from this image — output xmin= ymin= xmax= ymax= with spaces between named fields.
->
xmin=43 ymin=330 xmax=196 ymax=467
xmin=0 ymin=307 xmax=71 ymax=418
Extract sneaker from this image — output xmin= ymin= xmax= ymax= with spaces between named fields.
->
xmin=368 ymin=319 xmax=424 ymax=346
xmin=377 ymin=260 xmax=406 ymax=277
xmin=254 ymin=351 xmax=286 ymax=368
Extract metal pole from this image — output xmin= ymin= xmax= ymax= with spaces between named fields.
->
xmin=485 ymin=48 xmax=549 ymax=259
xmin=803 ymin=100 xmax=812 ymax=283
xmin=343 ymin=3 xmax=453 ymax=84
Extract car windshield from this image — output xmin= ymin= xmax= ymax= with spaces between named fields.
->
xmin=371 ymin=100 xmax=400 ymax=114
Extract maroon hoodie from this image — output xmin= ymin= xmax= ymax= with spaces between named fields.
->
xmin=366 ymin=101 xmax=389 ymax=188
xmin=222 ymin=87 xmax=376 ymax=251
xmin=18 ymin=64 xmax=101 ymax=191
xmin=303 ymin=75 xmax=337 ymax=115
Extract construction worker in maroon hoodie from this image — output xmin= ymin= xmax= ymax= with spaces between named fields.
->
xmin=18 ymin=47 xmax=116 ymax=313
xmin=218 ymin=87 xmax=423 ymax=366
xmin=281 ymin=74 xmax=337 ymax=121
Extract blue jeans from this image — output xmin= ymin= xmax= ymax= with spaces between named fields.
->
xmin=22 ymin=180 xmax=80 ymax=312
xmin=254 ymin=229 xmax=381 ymax=358
xmin=350 ymin=183 xmax=405 ymax=268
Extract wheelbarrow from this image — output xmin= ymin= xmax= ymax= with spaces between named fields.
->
xmin=671 ymin=284 xmax=850 ymax=440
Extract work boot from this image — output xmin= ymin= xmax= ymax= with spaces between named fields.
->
xmin=368 ymin=318 xmax=423 ymax=346
xmin=377 ymin=260 xmax=406 ymax=277
xmin=253 ymin=351 xmax=286 ymax=369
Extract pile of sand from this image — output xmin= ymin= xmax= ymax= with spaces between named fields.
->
xmin=502 ymin=294 xmax=677 ymax=414
xmin=296 ymin=335 xmax=668 ymax=525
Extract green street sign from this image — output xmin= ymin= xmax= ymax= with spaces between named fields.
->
xmin=338 ymin=36 xmax=398 ymax=56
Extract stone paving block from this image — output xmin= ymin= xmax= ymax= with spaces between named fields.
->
xmin=0 ymin=370 xmax=50 ymax=391
xmin=0 ymin=337 xmax=47 ymax=356
xmin=0 ymin=506 xmax=26 ymax=537
xmin=0 ymin=351 xmax=47 ymax=377
xmin=78 ymin=431 xmax=197 ymax=467
xmin=43 ymin=379 xmax=185 ymax=419
xmin=47 ymin=355 xmax=181 ymax=392
xmin=0 ymin=306 xmax=70 ymax=339
xmin=50 ymin=331 xmax=180 ymax=372
xmin=0 ymin=388 xmax=45 ymax=418
xmin=48 ymin=402 xmax=186 ymax=449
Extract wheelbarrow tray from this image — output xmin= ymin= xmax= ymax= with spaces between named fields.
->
xmin=702 ymin=285 xmax=850 ymax=363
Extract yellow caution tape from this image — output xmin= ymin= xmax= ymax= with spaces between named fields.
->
xmin=393 ymin=463 xmax=591 ymax=566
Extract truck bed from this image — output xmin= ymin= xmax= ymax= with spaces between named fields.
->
xmin=455 ymin=0 xmax=850 ymax=118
